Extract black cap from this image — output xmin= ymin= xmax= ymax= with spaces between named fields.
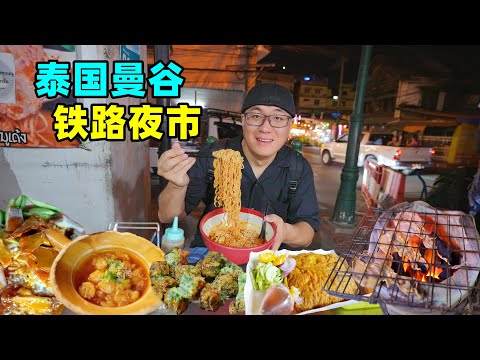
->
xmin=241 ymin=83 xmax=295 ymax=117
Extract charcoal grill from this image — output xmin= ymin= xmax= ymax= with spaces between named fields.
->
xmin=323 ymin=201 xmax=480 ymax=315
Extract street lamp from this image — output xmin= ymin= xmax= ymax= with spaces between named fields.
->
xmin=332 ymin=45 xmax=373 ymax=225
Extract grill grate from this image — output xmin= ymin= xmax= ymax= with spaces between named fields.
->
xmin=323 ymin=201 xmax=480 ymax=314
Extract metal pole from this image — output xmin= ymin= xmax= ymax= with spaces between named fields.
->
xmin=334 ymin=56 xmax=345 ymax=139
xmin=154 ymin=45 xmax=171 ymax=192
xmin=332 ymin=45 xmax=373 ymax=224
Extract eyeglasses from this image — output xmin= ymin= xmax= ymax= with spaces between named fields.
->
xmin=244 ymin=112 xmax=292 ymax=128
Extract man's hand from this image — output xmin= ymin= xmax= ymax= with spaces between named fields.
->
xmin=264 ymin=215 xmax=314 ymax=250
xmin=264 ymin=214 xmax=287 ymax=251
xmin=157 ymin=142 xmax=196 ymax=188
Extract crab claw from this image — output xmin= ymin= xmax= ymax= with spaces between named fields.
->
xmin=43 ymin=229 xmax=72 ymax=251
xmin=48 ymin=213 xmax=86 ymax=240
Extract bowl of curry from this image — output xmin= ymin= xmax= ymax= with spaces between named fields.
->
xmin=50 ymin=231 xmax=165 ymax=315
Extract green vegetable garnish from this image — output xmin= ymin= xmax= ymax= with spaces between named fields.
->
xmin=23 ymin=207 xmax=58 ymax=220
xmin=250 ymin=262 xmax=283 ymax=291
xmin=102 ymin=260 xmax=126 ymax=282
xmin=26 ymin=196 xmax=63 ymax=213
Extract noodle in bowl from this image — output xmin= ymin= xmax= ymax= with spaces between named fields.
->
xmin=201 ymin=149 xmax=275 ymax=264
xmin=200 ymin=208 xmax=276 ymax=265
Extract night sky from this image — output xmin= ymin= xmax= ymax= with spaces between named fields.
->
xmin=260 ymin=45 xmax=361 ymax=85
xmin=259 ymin=45 xmax=480 ymax=91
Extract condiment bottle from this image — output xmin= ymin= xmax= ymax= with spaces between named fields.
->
xmin=161 ymin=216 xmax=185 ymax=253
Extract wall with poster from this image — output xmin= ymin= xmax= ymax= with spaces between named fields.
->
xmin=95 ymin=45 xmax=151 ymax=231
xmin=0 ymin=45 xmax=79 ymax=148
xmin=0 ymin=45 xmax=151 ymax=234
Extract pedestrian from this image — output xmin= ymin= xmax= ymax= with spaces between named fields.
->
xmin=156 ymin=83 xmax=320 ymax=251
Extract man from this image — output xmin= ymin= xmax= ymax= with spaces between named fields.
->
xmin=157 ymin=83 xmax=320 ymax=250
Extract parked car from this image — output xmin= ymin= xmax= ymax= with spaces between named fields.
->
xmin=320 ymin=131 xmax=434 ymax=174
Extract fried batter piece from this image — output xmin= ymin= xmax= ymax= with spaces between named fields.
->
xmin=196 ymin=251 xmax=227 ymax=279
xmin=286 ymin=253 xmax=356 ymax=312
xmin=219 ymin=261 xmax=244 ymax=280
xmin=229 ymin=299 xmax=245 ymax=314
xmin=174 ymin=264 xmax=201 ymax=280
xmin=164 ymin=287 xmax=188 ymax=315
xmin=150 ymin=260 xmax=179 ymax=301
xmin=177 ymin=273 xmax=206 ymax=301
xmin=150 ymin=260 xmax=172 ymax=278
xmin=199 ymin=283 xmax=223 ymax=311
xmin=211 ymin=273 xmax=238 ymax=301
xmin=228 ymin=272 xmax=246 ymax=314
xmin=164 ymin=247 xmax=189 ymax=267
xmin=150 ymin=250 xmax=246 ymax=314
xmin=150 ymin=275 xmax=178 ymax=302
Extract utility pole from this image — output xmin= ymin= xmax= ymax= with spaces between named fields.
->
xmin=332 ymin=45 xmax=373 ymax=225
xmin=333 ymin=56 xmax=345 ymax=140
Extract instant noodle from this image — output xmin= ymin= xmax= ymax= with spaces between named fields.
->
xmin=209 ymin=149 xmax=263 ymax=248
xmin=212 ymin=148 xmax=244 ymax=226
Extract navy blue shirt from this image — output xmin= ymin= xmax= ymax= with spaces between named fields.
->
xmin=185 ymin=135 xmax=320 ymax=248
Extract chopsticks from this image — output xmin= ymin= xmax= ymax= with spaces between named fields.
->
xmin=193 ymin=152 xmax=214 ymax=159
xmin=258 ymin=202 xmax=270 ymax=241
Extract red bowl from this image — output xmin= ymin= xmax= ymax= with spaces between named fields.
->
xmin=199 ymin=207 xmax=277 ymax=265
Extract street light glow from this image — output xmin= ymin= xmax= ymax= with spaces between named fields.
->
xmin=333 ymin=95 xmax=338 ymax=100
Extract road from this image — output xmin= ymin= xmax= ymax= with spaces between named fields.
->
xmin=301 ymin=146 xmax=440 ymax=215
xmin=300 ymin=146 xmax=441 ymax=251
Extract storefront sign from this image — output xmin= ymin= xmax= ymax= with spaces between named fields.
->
xmin=0 ymin=52 xmax=15 ymax=104
xmin=0 ymin=45 xmax=78 ymax=148
xmin=120 ymin=45 xmax=140 ymax=61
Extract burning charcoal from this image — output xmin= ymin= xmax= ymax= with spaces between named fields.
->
xmin=391 ymin=252 xmax=404 ymax=275
xmin=435 ymin=235 xmax=450 ymax=263
xmin=451 ymin=251 xmax=461 ymax=266
xmin=434 ymin=235 xmax=461 ymax=266
xmin=415 ymin=262 xmax=428 ymax=274
xmin=419 ymin=244 xmax=427 ymax=257
xmin=438 ymin=270 xmax=448 ymax=281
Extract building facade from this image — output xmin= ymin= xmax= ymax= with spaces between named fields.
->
xmin=364 ymin=57 xmax=480 ymax=128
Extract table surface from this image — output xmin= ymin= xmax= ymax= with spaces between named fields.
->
xmin=149 ymin=298 xmax=237 ymax=315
